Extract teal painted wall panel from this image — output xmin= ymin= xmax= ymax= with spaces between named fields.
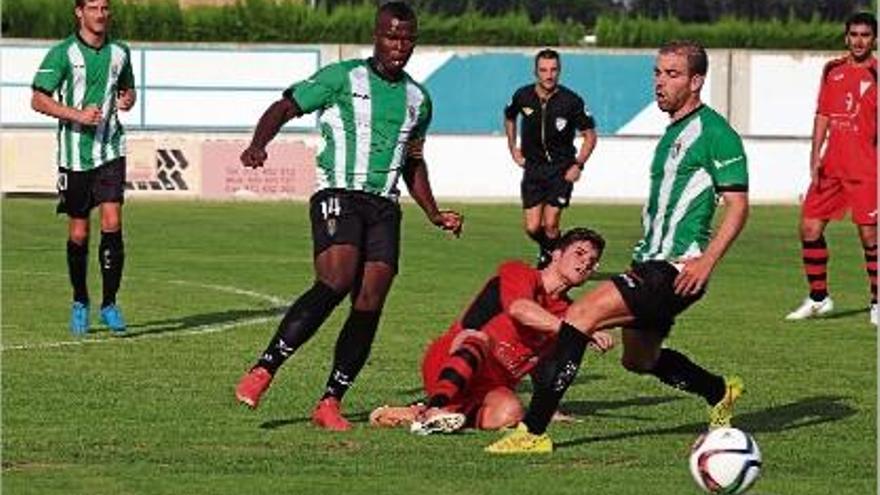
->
xmin=424 ymin=53 xmax=655 ymax=135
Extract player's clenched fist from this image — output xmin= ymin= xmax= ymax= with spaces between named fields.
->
xmin=240 ymin=146 xmax=268 ymax=169
xmin=77 ymin=105 xmax=102 ymax=126
xmin=432 ymin=209 xmax=464 ymax=237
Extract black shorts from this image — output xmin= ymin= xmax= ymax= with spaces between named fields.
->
xmin=610 ymin=260 xmax=705 ymax=337
xmin=309 ymin=188 xmax=402 ymax=272
xmin=521 ymin=163 xmax=574 ymax=209
xmin=56 ymin=158 xmax=126 ymax=219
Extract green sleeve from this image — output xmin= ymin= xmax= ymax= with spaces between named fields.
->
xmin=286 ymin=63 xmax=346 ymax=114
xmin=118 ymin=45 xmax=135 ymax=90
xmin=410 ymin=90 xmax=432 ymax=141
xmin=32 ymin=44 xmax=68 ymax=94
xmin=708 ymin=127 xmax=748 ymax=190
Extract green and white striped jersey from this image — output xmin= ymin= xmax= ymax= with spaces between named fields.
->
xmin=633 ymin=105 xmax=748 ymax=262
xmin=32 ymin=34 xmax=135 ymax=172
xmin=288 ymin=59 xmax=432 ymax=199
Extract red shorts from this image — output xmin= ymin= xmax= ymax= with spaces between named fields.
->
xmin=420 ymin=329 xmax=517 ymax=420
xmin=802 ymin=176 xmax=877 ymax=225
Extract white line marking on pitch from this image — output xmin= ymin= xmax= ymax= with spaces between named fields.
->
xmin=1 ymin=270 xmax=287 ymax=352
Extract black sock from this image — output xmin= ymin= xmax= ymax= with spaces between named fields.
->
xmin=648 ymin=348 xmax=726 ymax=406
xmin=322 ymin=309 xmax=382 ymax=400
xmin=528 ymin=230 xmax=553 ymax=253
xmin=256 ymin=281 xmax=346 ymax=375
xmin=522 ymin=322 xmax=589 ymax=435
xmin=67 ymin=240 xmax=89 ymax=304
xmin=99 ymin=231 xmax=124 ymax=308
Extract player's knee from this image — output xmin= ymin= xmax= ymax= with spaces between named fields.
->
xmin=799 ymin=222 xmax=824 ymax=241
xmin=621 ymin=355 xmax=653 ymax=374
xmin=68 ymin=226 xmax=89 ymax=245
xmin=477 ymin=390 xmax=523 ymax=430
xmin=525 ymin=223 xmax=542 ymax=238
xmin=451 ymin=329 xmax=490 ymax=354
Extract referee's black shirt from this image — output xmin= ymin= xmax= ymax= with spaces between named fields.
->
xmin=504 ymin=84 xmax=595 ymax=168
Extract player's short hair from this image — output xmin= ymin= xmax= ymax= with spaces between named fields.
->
xmin=845 ymin=12 xmax=877 ymax=36
xmin=556 ymin=227 xmax=605 ymax=255
xmin=534 ymin=48 xmax=561 ymax=69
xmin=659 ymin=40 xmax=708 ymax=76
xmin=377 ymin=1 xmax=417 ymax=27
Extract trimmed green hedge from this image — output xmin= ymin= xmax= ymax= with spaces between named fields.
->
xmin=2 ymin=0 xmax=847 ymax=48
xmin=2 ymin=0 xmax=585 ymax=45
xmin=595 ymin=15 xmax=843 ymax=49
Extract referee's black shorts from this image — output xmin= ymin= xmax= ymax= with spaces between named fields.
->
xmin=520 ymin=163 xmax=574 ymax=209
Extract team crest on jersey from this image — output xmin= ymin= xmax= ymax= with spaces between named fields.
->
xmin=326 ymin=218 xmax=338 ymax=237
xmin=408 ymin=105 xmax=417 ymax=121
xmin=555 ymin=117 xmax=567 ymax=131
xmin=522 ymin=107 xmax=534 ymax=116
xmin=670 ymin=139 xmax=683 ymax=159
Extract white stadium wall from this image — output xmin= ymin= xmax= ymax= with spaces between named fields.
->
xmin=1 ymin=41 xmax=832 ymax=203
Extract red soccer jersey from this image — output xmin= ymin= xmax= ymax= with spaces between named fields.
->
xmin=447 ymin=260 xmax=571 ymax=380
xmin=816 ymin=56 xmax=878 ymax=181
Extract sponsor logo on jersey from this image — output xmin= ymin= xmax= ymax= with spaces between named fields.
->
xmin=712 ymin=155 xmax=744 ymax=170
xmin=555 ymin=117 xmax=567 ymax=131
xmin=352 ymin=91 xmax=370 ymax=100
xmin=831 ymin=72 xmax=845 ymax=81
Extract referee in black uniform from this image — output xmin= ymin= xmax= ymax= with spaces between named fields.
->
xmin=504 ymin=49 xmax=597 ymax=267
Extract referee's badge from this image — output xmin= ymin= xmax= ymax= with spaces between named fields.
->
xmin=523 ymin=107 xmax=534 ymax=116
xmin=555 ymin=117 xmax=567 ymax=131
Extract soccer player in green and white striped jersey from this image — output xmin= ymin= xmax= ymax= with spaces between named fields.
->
xmin=235 ymin=2 xmax=464 ymax=431
xmin=488 ymin=41 xmax=751 ymax=454
xmin=31 ymin=0 xmax=136 ymax=336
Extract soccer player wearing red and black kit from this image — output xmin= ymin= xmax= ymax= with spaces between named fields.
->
xmin=786 ymin=12 xmax=878 ymax=324
xmin=369 ymin=228 xmax=612 ymax=434
xmin=504 ymin=50 xmax=598 ymax=268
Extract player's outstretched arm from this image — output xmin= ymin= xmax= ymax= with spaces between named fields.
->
xmin=402 ymin=139 xmax=463 ymax=236
xmin=674 ymin=191 xmax=749 ymax=295
xmin=241 ymin=98 xmax=302 ymax=169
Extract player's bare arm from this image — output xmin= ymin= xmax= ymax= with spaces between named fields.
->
xmin=31 ymin=90 xmax=102 ymax=126
xmin=402 ymin=139 xmax=463 ymax=236
xmin=503 ymin=118 xmax=525 ymax=166
xmin=809 ymin=114 xmax=829 ymax=181
xmin=674 ymin=191 xmax=749 ymax=296
xmin=241 ymin=97 xmax=303 ymax=169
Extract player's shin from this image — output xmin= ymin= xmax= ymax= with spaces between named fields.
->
xmin=322 ymin=309 xmax=381 ymax=400
xmin=67 ymin=239 xmax=89 ymax=304
xmin=647 ymin=348 xmax=726 ymax=405
xmin=99 ymin=230 xmax=124 ymax=308
xmin=522 ymin=322 xmax=589 ymax=435
xmin=256 ymin=281 xmax=346 ymax=374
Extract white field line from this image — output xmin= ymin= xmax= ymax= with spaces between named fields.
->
xmin=1 ymin=270 xmax=287 ymax=352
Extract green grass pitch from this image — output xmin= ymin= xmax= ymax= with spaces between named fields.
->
xmin=2 ymin=198 xmax=875 ymax=494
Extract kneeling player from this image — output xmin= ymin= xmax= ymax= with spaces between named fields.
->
xmin=370 ymin=227 xmax=614 ymax=434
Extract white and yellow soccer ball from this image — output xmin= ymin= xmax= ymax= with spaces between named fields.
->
xmin=689 ymin=427 xmax=762 ymax=494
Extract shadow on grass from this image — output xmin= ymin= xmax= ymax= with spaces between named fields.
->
xmin=822 ymin=307 xmax=870 ymax=320
xmin=118 ymin=306 xmax=284 ymax=338
xmin=259 ymin=410 xmax=372 ymax=430
xmin=556 ymin=394 xmax=856 ymax=450
xmin=559 ymin=395 xmax=684 ymax=421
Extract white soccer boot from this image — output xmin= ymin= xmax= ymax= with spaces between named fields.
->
xmin=785 ymin=296 xmax=834 ymax=320
xmin=870 ymin=302 xmax=878 ymax=326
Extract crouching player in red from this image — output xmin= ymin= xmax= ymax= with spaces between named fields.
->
xmin=369 ymin=227 xmax=614 ymax=434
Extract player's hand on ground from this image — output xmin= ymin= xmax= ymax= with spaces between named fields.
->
xmin=587 ymin=330 xmax=614 ymax=353
xmin=674 ymin=256 xmax=714 ymax=296
xmin=77 ymin=105 xmax=102 ymax=126
xmin=511 ymin=148 xmax=526 ymax=167
xmin=432 ymin=209 xmax=464 ymax=237
xmin=564 ymin=164 xmax=582 ymax=183
xmin=241 ymin=146 xmax=268 ymax=169
xmin=116 ymin=89 xmax=135 ymax=111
